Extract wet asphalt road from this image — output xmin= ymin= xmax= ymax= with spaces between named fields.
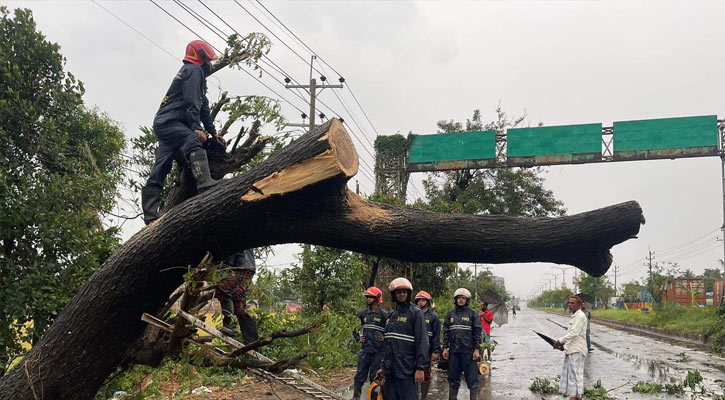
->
xmin=341 ymin=306 xmax=725 ymax=399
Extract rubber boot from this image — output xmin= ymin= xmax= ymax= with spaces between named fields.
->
xmin=448 ymin=386 xmax=458 ymax=400
xmin=420 ymin=382 xmax=431 ymax=399
xmin=188 ymin=149 xmax=216 ymax=193
xmin=219 ymin=298 xmax=237 ymax=336
xmin=141 ymin=185 xmax=162 ymax=225
xmin=350 ymin=385 xmax=362 ymax=400
xmin=469 ymin=388 xmax=478 ymax=400
xmin=238 ymin=316 xmax=259 ymax=343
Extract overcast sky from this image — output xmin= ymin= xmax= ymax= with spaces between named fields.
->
xmin=10 ymin=0 xmax=725 ymax=299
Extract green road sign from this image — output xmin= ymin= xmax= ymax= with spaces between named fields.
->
xmin=613 ymin=115 xmax=718 ymax=160
xmin=507 ymin=123 xmax=602 ymax=165
xmin=406 ymin=115 xmax=722 ymax=172
xmin=408 ymin=130 xmax=496 ymax=171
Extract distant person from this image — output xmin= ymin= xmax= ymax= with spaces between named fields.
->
xmin=376 ymin=278 xmax=429 ymax=400
xmin=443 ymin=288 xmax=482 ymax=400
xmin=581 ymin=303 xmax=592 ymax=352
xmin=553 ymin=295 xmax=588 ymax=400
xmin=351 ymin=287 xmax=387 ymax=400
xmin=479 ymin=302 xmax=494 ymax=361
xmin=512 ymin=306 xmax=517 ymax=317
xmin=414 ymin=290 xmax=441 ymax=399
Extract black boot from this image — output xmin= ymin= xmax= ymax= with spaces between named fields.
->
xmin=188 ymin=149 xmax=216 ymax=193
xmin=421 ymin=382 xmax=431 ymax=399
xmin=141 ymin=185 xmax=162 ymax=225
xmin=469 ymin=388 xmax=478 ymax=400
xmin=350 ymin=385 xmax=362 ymax=400
xmin=219 ymin=298 xmax=237 ymax=336
xmin=238 ymin=316 xmax=259 ymax=343
xmin=448 ymin=385 xmax=458 ymax=400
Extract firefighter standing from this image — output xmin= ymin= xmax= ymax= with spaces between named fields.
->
xmin=443 ymin=288 xmax=482 ymax=400
xmin=376 ymin=278 xmax=429 ymax=400
xmin=217 ymin=249 xmax=258 ymax=343
xmin=141 ymin=39 xmax=227 ymax=225
xmin=414 ymin=290 xmax=441 ymax=400
xmin=350 ymin=287 xmax=387 ymax=400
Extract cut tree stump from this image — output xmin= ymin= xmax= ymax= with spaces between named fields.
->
xmin=0 ymin=119 xmax=644 ymax=400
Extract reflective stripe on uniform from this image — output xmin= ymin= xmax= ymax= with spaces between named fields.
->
xmin=450 ymin=324 xmax=472 ymax=330
xmin=385 ymin=332 xmax=415 ymax=342
xmin=362 ymin=324 xmax=385 ymax=331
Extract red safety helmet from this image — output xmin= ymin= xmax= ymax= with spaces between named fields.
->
xmin=364 ymin=287 xmax=383 ymax=303
xmin=183 ymin=40 xmax=218 ymax=66
xmin=414 ymin=290 xmax=432 ymax=302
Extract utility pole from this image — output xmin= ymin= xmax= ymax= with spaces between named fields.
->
xmin=720 ymin=118 xmax=725 ymax=307
xmin=646 ymin=247 xmax=655 ymax=301
xmin=473 ymin=263 xmax=478 ymax=302
xmin=612 ymin=265 xmax=620 ymax=296
xmin=545 ymin=272 xmax=558 ymax=289
xmin=551 ymin=267 xmax=570 ymax=288
xmin=285 ymin=56 xmax=344 ymax=132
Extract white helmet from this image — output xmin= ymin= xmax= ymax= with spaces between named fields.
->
xmin=453 ymin=288 xmax=472 ymax=300
xmin=389 ymin=277 xmax=413 ymax=302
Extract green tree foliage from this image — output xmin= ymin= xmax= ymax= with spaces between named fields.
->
xmin=647 ymin=262 xmax=680 ymax=305
xmin=575 ymin=273 xmax=615 ymax=307
xmin=0 ymin=7 xmax=125 ymax=371
xmin=529 ymin=288 xmax=574 ymax=308
xmin=702 ymin=267 xmax=722 ymax=293
xmin=281 ymin=246 xmax=366 ymax=313
xmin=423 ymin=108 xmax=566 ymax=217
xmin=620 ymin=280 xmax=645 ymax=303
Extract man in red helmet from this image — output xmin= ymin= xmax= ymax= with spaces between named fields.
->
xmin=350 ymin=287 xmax=387 ymax=400
xmin=376 ymin=278 xmax=429 ymax=400
xmin=414 ymin=290 xmax=441 ymax=400
xmin=141 ymin=40 xmax=227 ymax=225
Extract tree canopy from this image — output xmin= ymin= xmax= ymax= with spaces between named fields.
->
xmin=0 ymin=7 xmax=126 ymax=371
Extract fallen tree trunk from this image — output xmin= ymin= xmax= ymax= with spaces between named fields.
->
xmin=0 ymin=119 xmax=644 ymax=399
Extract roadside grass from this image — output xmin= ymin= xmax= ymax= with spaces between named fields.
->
xmin=533 ymin=306 xmax=719 ymax=337
xmin=592 ymin=307 xmax=719 ymax=336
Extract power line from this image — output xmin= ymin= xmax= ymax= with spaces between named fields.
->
xmin=148 ymin=0 xmax=221 ymax=54
xmin=90 ymin=0 xmax=177 ymax=61
xmin=147 ymin=0 xmax=307 ymax=115
xmin=253 ymin=0 xmax=343 ymax=78
xmin=232 ymin=0 xmax=324 ymax=76
xmin=185 ymin=3 xmax=377 ymax=190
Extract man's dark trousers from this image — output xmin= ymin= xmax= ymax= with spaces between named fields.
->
xmin=146 ymin=121 xmax=204 ymax=188
xmin=448 ymin=352 xmax=479 ymax=391
xmin=384 ymin=374 xmax=418 ymax=400
xmin=353 ymin=351 xmax=383 ymax=387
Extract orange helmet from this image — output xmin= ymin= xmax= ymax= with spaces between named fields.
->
xmin=414 ymin=290 xmax=432 ymax=302
xmin=183 ymin=40 xmax=218 ymax=65
xmin=364 ymin=287 xmax=383 ymax=303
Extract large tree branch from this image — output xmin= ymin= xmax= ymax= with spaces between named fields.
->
xmin=0 ymin=119 xmax=643 ymax=400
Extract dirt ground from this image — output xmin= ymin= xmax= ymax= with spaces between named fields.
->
xmin=153 ymin=367 xmax=355 ymax=400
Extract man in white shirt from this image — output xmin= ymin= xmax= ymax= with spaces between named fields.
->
xmin=554 ymin=295 xmax=588 ymax=400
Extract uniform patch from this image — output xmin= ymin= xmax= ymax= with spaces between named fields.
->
xmin=425 ymin=319 xmax=430 ymax=324
xmin=450 ymin=317 xmax=454 ymax=322
xmin=462 ymin=317 xmax=470 ymax=321
xmin=397 ymin=316 xmax=407 ymax=322
xmin=374 ymin=317 xmax=381 ymax=322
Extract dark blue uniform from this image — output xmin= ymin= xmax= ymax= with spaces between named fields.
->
xmin=382 ymin=303 xmax=429 ymax=400
xmin=147 ymin=62 xmax=216 ymax=189
xmin=353 ymin=306 xmax=387 ymax=387
xmin=443 ymin=306 xmax=482 ymax=391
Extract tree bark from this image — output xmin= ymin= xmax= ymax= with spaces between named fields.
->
xmin=0 ymin=119 xmax=644 ymax=399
